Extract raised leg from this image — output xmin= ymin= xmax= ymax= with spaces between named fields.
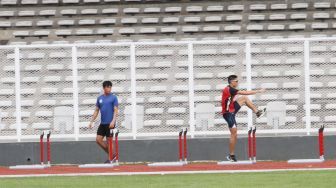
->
xmin=236 ymin=96 xmax=258 ymax=113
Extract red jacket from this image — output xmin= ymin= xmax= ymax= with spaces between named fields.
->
xmin=221 ymin=86 xmax=239 ymax=114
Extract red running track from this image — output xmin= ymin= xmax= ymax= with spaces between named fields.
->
xmin=1 ymin=161 xmax=336 ymax=176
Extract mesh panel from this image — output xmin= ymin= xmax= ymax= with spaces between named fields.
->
xmin=250 ymin=41 xmax=305 ymax=130
xmin=309 ymin=40 xmax=336 ymax=129
xmin=0 ymin=48 xmax=16 ymax=136
xmin=193 ymin=43 xmax=246 ymax=131
xmin=19 ymin=47 xmax=73 ymax=136
xmin=135 ymin=44 xmax=189 ymax=133
xmin=3 ymin=39 xmax=336 ymax=140
xmin=77 ymin=45 xmax=131 ymax=134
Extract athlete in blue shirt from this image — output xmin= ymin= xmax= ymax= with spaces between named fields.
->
xmin=89 ymin=81 xmax=119 ymax=163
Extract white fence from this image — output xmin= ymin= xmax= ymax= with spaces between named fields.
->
xmin=0 ymin=37 xmax=336 ymax=142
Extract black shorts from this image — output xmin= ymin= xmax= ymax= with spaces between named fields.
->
xmin=97 ymin=124 xmax=111 ymax=137
xmin=223 ymin=101 xmax=241 ymax=129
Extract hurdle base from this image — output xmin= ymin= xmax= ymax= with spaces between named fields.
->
xmin=217 ymin=160 xmax=254 ymax=165
xmin=148 ymin=161 xmax=187 ymax=167
xmin=9 ymin=164 xmax=50 ymax=170
xmin=78 ymin=163 xmax=119 ymax=168
xmin=287 ymin=158 xmax=325 ymax=164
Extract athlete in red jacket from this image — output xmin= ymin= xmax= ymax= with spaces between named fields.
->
xmin=222 ymin=75 xmax=266 ymax=162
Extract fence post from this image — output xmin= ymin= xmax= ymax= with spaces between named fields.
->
xmin=245 ymin=41 xmax=253 ymax=130
xmin=130 ymin=44 xmax=137 ymax=139
xmin=188 ymin=43 xmax=195 ymax=138
xmin=304 ymin=40 xmax=311 ymax=135
xmin=14 ymin=47 xmax=22 ymax=142
xmin=72 ymin=46 xmax=80 ymax=141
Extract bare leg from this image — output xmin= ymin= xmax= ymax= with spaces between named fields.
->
xmin=229 ymin=128 xmax=237 ymax=155
xmin=96 ymin=135 xmax=108 ymax=154
xmin=236 ymin=96 xmax=258 ymax=113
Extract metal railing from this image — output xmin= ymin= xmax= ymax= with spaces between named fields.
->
xmin=0 ymin=37 xmax=335 ymax=142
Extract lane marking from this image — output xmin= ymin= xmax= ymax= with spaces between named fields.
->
xmin=1 ymin=167 xmax=336 ymax=178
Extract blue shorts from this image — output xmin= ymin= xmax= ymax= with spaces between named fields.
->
xmin=223 ymin=101 xmax=241 ymax=129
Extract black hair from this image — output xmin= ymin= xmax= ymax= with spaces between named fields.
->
xmin=102 ymin=81 xmax=112 ymax=88
xmin=227 ymin=75 xmax=238 ymax=84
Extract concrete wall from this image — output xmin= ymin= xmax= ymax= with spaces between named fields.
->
xmin=0 ymin=135 xmax=335 ymax=166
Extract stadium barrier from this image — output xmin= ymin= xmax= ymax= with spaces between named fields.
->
xmin=148 ymin=128 xmax=188 ymax=167
xmin=288 ymin=125 xmax=325 ymax=164
xmin=9 ymin=130 xmax=52 ymax=169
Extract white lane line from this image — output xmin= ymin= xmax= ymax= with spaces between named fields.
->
xmin=1 ymin=167 xmax=336 ymax=178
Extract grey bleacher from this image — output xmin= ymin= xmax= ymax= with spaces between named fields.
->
xmin=0 ymin=0 xmax=336 ymax=45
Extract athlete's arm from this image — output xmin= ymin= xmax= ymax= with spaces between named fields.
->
xmin=109 ymin=106 xmax=118 ymax=129
xmin=109 ymin=97 xmax=119 ymax=129
xmin=237 ymin=88 xmax=266 ymax=95
xmin=89 ymin=107 xmax=99 ymax=128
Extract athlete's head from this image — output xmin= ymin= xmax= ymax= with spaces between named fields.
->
xmin=228 ymin=75 xmax=238 ymax=87
xmin=102 ymin=81 xmax=112 ymax=94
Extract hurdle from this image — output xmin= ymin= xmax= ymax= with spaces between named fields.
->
xmin=288 ymin=125 xmax=325 ymax=164
xmin=218 ymin=127 xmax=257 ymax=165
xmin=148 ymin=128 xmax=188 ymax=167
xmin=79 ymin=129 xmax=119 ymax=168
xmin=10 ymin=130 xmax=51 ymax=169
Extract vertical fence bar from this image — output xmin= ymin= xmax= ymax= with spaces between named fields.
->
xmin=304 ymin=40 xmax=311 ymax=135
xmin=187 ymin=43 xmax=195 ymax=138
xmin=14 ymin=47 xmax=22 ymax=142
xmin=130 ymin=44 xmax=137 ymax=139
xmin=72 ymin=46 xmax=80 ymax=141
xmin=245 ymin=41 xmax=253 ymax=130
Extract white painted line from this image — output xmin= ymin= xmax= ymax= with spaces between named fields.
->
xmin=217 ymin=160 xmax=254 ymax=165
xmin=288 ymin=159 xmax=324 ymax=164
xmin=9 ymin=165 xmax=49 ymax=170
xmin=148 ymin=161 xmax=186 ymax=167
xmin=1 ymin=167 xmax=336 ymax=178
xmin=78 ymin=163 xmax=118 ymax=168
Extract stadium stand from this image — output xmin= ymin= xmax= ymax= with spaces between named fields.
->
xmin=0 ymin=0 xmax=334 ymax=45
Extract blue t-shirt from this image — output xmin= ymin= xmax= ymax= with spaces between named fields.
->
xmin=96 ymin=93 xmax=118 ymax=125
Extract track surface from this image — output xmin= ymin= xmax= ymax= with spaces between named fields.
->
xmin=1 ymin=161 xmax=336 ymax=177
